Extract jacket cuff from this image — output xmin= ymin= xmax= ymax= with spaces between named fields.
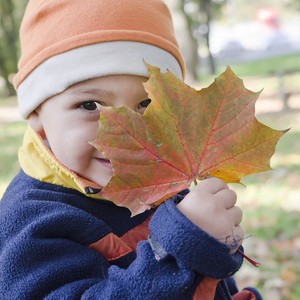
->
xmin=149 ymin=196 xmax=243 ymax=279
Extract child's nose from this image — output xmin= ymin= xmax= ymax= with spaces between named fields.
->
xmin=113 ymin=101 xmax=136 ymax=113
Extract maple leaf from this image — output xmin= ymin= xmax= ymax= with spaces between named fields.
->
xmin=91 ymin=64 xmax=287 ymax=216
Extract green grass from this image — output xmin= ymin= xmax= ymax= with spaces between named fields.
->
xmin=231 ymin=52 xmax=300 ymax=77
xmin=0 ymin=121 xmax=27 ymax=196
xmin=232 ymin=111 xmax=300 ymax=299
xmin=199 ymin=52 xmax=300 ymax=95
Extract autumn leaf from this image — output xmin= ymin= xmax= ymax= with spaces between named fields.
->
xmin=91 ymin=64 xmax=287 ymax=215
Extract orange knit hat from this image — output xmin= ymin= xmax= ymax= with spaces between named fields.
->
xmin=14 ymin=0 xmax=185 ymax=119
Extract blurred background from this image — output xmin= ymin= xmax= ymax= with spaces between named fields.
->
xmin=0 ymin=0 xmax=300 ymax=298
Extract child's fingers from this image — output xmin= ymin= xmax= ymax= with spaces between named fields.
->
xmin=228 ymin=206 xmax=243 ymax=226
xmin=216 ymin=188 xmax=237 ymax=209
xmin=197 ymin=177 xmax=228 ymax=194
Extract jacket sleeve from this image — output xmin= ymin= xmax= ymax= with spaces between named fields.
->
xmin=0 ymin=195 xmax=243 ymax=300
xmin=149 ymin=196 xmax=243 ymax=279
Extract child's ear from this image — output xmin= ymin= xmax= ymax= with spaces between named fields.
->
xmin=28 ymin=111 xmax=46 ymax=139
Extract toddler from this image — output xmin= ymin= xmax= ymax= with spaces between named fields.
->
xmin=0 ymin=0 xmax=262 ymax=299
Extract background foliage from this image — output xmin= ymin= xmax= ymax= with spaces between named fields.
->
xmin=0 ymin=0 xmax=26 ymax=96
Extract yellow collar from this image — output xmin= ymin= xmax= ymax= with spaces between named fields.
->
xmin=19 ymin=125 xmax=104 ymax=198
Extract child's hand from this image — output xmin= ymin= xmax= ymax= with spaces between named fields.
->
xmin=177 ymin=177 xmax=244 ymax=254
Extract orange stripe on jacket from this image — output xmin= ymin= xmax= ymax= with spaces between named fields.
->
xmin=88 ymin=216 xmax=152 ymax=260
xmin=88 ymin=233 xmax=133 ymax=261
xmin=120 ymin=217 xmax=151 ymax=252
xmin=193 ymin=277 xmax=220 ymax=300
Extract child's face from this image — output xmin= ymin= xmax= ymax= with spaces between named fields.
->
xmin=29 ymin=75 xmax=150 ymax=187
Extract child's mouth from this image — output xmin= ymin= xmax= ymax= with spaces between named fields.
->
xmin=95 ymin=157 xmax=112 ymax=169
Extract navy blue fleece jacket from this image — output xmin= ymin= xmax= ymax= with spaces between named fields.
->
xmin=0 ymin=169 xmax=264 ymax=299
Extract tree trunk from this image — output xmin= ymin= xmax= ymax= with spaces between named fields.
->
xmin=0 ymin=0 xmax=19 ymax=96
xmin=177 ymin=0 xmax=199 ymax=82
xmin=201 ymin=0 xmax=216 ymax=74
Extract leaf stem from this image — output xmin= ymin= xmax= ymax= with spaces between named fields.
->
xmin=193 ymin=179 xmax=197 ymax=186
xmin=237 ymin=249 xmax=261 ymax=267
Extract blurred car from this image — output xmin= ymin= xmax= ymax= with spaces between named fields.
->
xmin=264 ymin=31 xmax=291 ymax=49
xmin=210 ymin=39 xmax=245 ymax=57
xmin=242 ymin=30 xmax=291 ymax=51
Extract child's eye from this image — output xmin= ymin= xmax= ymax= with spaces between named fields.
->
xmin=79 ymin=101 xmax=99 ymax=111
xmin=138 ymin=99 xmax=151 ymax=109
